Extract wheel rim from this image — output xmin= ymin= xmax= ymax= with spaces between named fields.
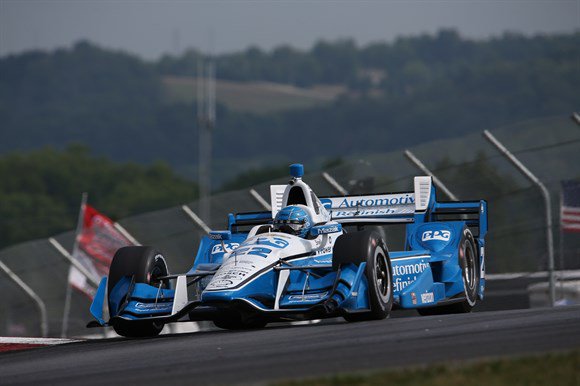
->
xmin=148 ymin=256 xmax=169 ymax=289
xmin=375 ymin=249 xmax=391 ymax=303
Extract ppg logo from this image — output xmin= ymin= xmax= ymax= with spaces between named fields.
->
xmin=422 ymin=230 xmax=451 ymax=242
xmin=211 ymin=243 xmax=240 ymax=254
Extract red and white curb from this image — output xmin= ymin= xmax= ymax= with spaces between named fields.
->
xmin=0 ymin=337 xmax=81 ymax=353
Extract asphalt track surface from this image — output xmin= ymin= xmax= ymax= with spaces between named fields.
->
xmin=1 ymin=306 xmax=579 ymax=385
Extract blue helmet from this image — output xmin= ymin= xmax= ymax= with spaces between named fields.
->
xmin=273 ymin=205 xmax=313 ymax=238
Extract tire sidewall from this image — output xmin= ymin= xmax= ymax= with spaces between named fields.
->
xmin=109 ymin=247 xmax=169 ymax=293
xmin=107 ymin=246 xmax=169 ymax=337
xmin=367 ymin=238 xmax=393 ymax=318
xmin=461 ymin=228 xmax=478 ymax=307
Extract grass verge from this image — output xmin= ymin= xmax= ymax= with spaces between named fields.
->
xmin=273 ymin=350 xmax=580 ymax=386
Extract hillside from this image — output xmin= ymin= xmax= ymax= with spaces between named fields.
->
xmin=162 ymin=76 xmax=345 ymax=114
xmin=0 ymin=31 xmax=578 ymax=185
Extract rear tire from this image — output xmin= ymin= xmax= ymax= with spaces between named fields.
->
xmin=417 ymin=228 xmax=479 ymax=316
xmin=334 ymin=231 xmax=393 ymax=322
xmin=108 ymin=246 xmax=170 ymax=337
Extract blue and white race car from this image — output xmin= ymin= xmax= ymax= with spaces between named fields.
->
xmin=88 ymin=164 xmax=488 ymax=337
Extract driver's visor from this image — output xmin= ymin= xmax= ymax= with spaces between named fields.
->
xmin=274 ymin=219 xmax=305 ymax=231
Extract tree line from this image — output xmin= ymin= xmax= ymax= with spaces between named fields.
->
xmin=0 ymin=145 xmax=198 ymax=248
xmin=1 ymin=31 xmax=577 ymax=179
xmin=0 ymin=30 xmax=578 ymax=254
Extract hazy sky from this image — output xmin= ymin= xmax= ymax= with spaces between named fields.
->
xmin=1 ymin=0 xmax=579 ymax=59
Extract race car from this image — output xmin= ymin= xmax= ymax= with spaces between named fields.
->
xmin=88 ymin=163 xmax=488 ymax=337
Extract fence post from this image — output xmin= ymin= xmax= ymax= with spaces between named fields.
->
xmin=113 ymin=223 xmax=141 ymax=246
xmin=249 ymin=189 xmax=272 ymax=211
xmin=483 ymin=129 xmax=556 ymax=306
xmin=0 ymin=260 xmax=49 ymax=337
xmin=181 ymin=205 xmax=211 ymax=233
xmin=322 ymin=172 xmax=348 ymax=195
xmin=49 ymin=238 xmax=100 ymax=288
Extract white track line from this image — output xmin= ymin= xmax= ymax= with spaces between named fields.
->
xmin=0 ymin=337 xmax=81 ymax=345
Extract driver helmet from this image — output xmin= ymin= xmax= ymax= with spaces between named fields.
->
xmin=273 ymin=205 xmax=313 ymax=238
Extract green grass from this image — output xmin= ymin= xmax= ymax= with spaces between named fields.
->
xmin=162 ymin=76 xmax=345 ymax=114
xmin=273 ymin=350 xmax=580 ymax=386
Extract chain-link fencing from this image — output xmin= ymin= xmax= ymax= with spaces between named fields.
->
xmin=1 ymin=115 xmax=578 ymax=337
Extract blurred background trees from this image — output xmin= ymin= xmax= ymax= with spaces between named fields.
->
xmin=0 ymin=30 xmax=578 ymax=251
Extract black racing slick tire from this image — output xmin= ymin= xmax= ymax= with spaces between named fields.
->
xmin=108 ymin=246 xmax=170 ymax=338
xmin=334 ymin=231 xmax=394 ymax=322
xmin=417 ymin=228 xmax=479 ymax=316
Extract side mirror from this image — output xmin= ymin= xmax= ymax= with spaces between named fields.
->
xmin=309 ymin=223 xmax=342 ymax=237
xmin=209 ymin=231 xmax=232 ymax=241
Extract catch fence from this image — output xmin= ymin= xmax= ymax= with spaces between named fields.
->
xmin=1 ymin=115 xmax=578 ymax=337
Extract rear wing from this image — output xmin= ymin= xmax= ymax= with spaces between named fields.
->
xmin=431 ymin=200 xmax=488 ymax=239
xmin=228 ymin=176 xmax=432 ymax=228
xmin=229 ymin=176 xmax=487 ymax=238
xmin=315 ymin=176 xmax=487 ymax=238
xmin=317 ymin=176 xmax=434 ymax=223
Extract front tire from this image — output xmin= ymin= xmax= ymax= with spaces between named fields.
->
xmin=108 ymin=246 xmax=170 ymax=337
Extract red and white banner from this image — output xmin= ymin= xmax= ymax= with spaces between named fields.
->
xmin=68 ymin=204 xmax=135 ymax=298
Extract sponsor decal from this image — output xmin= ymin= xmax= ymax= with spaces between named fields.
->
xmin=316 ymin=225 xmax=340 ymax=234
xmin=392 ymin=260 xmax=430 ymax=292
xmin=211 ymin=243 xmax=240 ymax=254
xmin=336 ymin=195 xmax=414 ymax=208
xmin=207 ymin=279 xmax=234 ymax=288
xmin=321 ymin=194 xmax=415 ymax=216
xmin=393 ymin=262 xmax=429 ymax=276
xmin=421 ymin=292 xmax=434 ymax=303
xmin=313 ymin=258 xmax=332 ymax=264
xmin=288 ymin=292 xmax=328 ymax=302
xmin=394 ymin=277 xmax=416 ymax=292
xmin=206 ymin=258 xmax=259 ymax=290
xmin=133 ymin=302 xmax=172 ymax=311
xmin=232 ymin=246 xmax=272 ymax=258
xmin=256 ymin=237 xmax=289 ymax=249
xmin=315 ymin=247 xmax=332 ymax=256
xmin=411 ymin=292 xmax=417 ymax=305
xmin=421 ymin=230 xmax=451 ymax=242
xmin=332 ymin=208 xmax=409 ymax=218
